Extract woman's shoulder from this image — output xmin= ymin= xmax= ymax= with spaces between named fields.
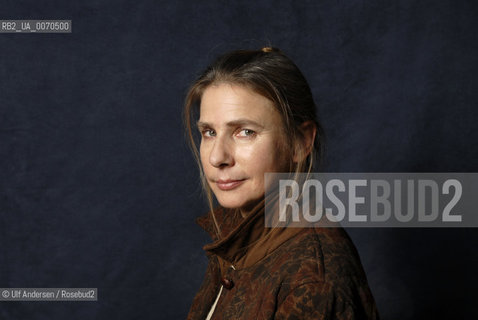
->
xmin=269 ymin=227 xmax=377 ymax=316
xmin=269 ymin=226 xmax=368 ymax=286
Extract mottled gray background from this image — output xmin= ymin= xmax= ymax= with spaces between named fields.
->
xmin=0 ymin=0 xmax=477 ymax=319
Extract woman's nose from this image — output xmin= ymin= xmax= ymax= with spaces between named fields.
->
xmin=209 ymin=136 xmax=234 ymax=168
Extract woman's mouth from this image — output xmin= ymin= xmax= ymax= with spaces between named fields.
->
xmin=215 ymin=179 xmax=246 ymax=191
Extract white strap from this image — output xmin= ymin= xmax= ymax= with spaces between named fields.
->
xmin=205 ymin=285 xmax=223 ymax=320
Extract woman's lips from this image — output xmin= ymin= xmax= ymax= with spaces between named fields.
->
xmin=215 ymin=179 xmax=246 ymax=191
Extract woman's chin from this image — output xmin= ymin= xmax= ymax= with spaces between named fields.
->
xmin=216 ymin=196 xmax=264 ymax=213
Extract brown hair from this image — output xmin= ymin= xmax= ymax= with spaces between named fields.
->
xmin=183 ymin=47 xmax=325 ymax=236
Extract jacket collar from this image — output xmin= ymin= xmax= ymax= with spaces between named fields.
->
xmin=196 ymin=195 xmax=303 ymax=270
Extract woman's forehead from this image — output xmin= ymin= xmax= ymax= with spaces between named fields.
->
xmin=199 ymin=83 xmax=278 ymax=124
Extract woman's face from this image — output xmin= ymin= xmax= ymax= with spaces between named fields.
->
xmin=198 ymin=83 xmax=289 ymax=212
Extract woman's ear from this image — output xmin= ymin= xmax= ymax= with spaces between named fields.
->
xmin=293 ymin=121 xmax=317 ymax=163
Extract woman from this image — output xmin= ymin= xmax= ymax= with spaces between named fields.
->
xmin=184 ymin=47 xmax=379 ymax=319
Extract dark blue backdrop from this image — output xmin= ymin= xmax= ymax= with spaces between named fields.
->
xmin=1 ymin=1 xmax=477 ymax=319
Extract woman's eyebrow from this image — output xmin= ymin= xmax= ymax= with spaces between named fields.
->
xmin=197 ymin=119 xmax=264 ymax=129
xmin=226 ymin=119 xmax=264 ymax=128
xmin=196 ymin=121 xmax=210 ymax=129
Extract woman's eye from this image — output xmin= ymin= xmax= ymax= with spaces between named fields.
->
xmin=237 ymin=129 xmax=256 ymax=137
xmin=202 ymin=129 xmax=216 ymax=137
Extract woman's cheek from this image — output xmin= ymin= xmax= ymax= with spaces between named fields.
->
xmin=236 ymin=145 xmax=256 ymax=162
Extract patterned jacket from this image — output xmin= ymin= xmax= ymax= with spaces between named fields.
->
xmin=187 ymin=203 xmax=379 ymax=320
